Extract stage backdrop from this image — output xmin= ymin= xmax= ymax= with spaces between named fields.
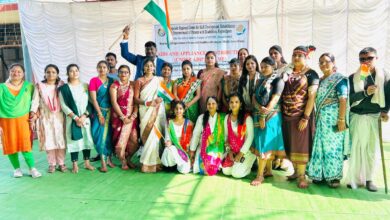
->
xmin=154 ymin=20 xmax=249 ymax=78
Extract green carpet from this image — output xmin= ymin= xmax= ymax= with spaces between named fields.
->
xmin=1 ymin=142 xmax=390 ymax=220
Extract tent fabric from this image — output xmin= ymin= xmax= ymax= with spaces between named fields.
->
xmin=18 ymin=0 xmax=390 ymax=82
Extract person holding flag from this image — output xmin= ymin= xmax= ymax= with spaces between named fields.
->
xmin=346 ymin=47 xmax=390 ymax=192
xmin=120 ymin=0 xmax=172 ymax=81
xmin=134 ymin=57 xmax=167 ymax=173
xmin=161 ymin=101 xmax=194 ymax=174
xmin=160 ymin=62 xmax=175 ymax=118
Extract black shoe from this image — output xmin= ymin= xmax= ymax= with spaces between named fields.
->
xmin=90 ymin=154 xmax=101 ymax=162
xmin=312 ymin=179 xmax=324 ymax=185
xmin=366 ymin=181 xmax=378 ymax=192
xmin=328 ymin=180 xmax=340 ymax=188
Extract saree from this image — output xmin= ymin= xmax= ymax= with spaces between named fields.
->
xmin=307 ymin=73 xmax=349 ymax=181
xmin=90 ymin=77 xmax=113 ymax=157
xmin=221 ymin=75 xmax=240 ymax=112
xmin=198 ymin=113 xmax=225 ymax=176
xmin=139 ymin=76 xmax=166 ymax=172
xmin=111 ymin=81 xmax=138 ymax=161
xmin=176 ymin=77 xmax=201 ymax=123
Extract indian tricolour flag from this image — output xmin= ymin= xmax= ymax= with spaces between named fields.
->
xmin=144 ymin=0 xmax=173 ymax=48
xmin=158 ymin=82 xmax=175 ymax=103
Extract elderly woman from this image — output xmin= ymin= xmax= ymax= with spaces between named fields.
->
xmin=0 ymin=63 xmax=41 ymax=178
xmin=306 ymin=53 xmax=349 ymax=188
xmin=30 ymin=64 xmax=66 ymax=173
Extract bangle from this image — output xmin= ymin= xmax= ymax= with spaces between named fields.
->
xmin=302 ymin=114 xmax=310 ymax=120
xmin=120 ymin=115 xmax=125 ymax=121
xmin=337 ymin=118 xmax=345 ymax=122
xmin=72 ymin=115 xmax=78 ymax=120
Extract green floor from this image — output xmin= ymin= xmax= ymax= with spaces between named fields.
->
xmin=1 ymin=142 xmax=390 ymax=220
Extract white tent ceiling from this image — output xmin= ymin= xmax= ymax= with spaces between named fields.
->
xmin=18 ymin=0 xmax=390 ymax=82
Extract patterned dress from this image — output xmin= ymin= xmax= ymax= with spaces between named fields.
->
xmin=306 ymin=73 xmax=349 ymax=181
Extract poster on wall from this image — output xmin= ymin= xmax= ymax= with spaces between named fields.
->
xmin=154 ymin=20 xmax=249 ymax=79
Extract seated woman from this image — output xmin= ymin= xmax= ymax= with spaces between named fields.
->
xmin=110 ymin=65 xmax=139 ymax=170
xmin=189 ymin=96 xmax=225 ymax=176
xmin=221 ymin=93 xmax=256 ymax=178
xmin=251 ymin=57 xmax=286 ymax=186
xmin=161 ymin=101 xmax=194 ymax=174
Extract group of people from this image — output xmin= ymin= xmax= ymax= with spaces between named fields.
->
xmin=0 ymin=27 xmax=389 ymax=193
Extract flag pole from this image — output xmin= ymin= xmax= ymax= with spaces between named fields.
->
xmin=378 ymin=118 xmax=388 ymax=194
xmin=108 ymin=9 xmax=145 ymax=51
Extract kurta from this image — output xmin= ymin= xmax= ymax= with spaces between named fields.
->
xmin=30 ymin=82 xmax=66 ymax=151
xmin=0 ymin=82 xmax=34 ymax=155
xmin=59 ymin=83 xmax=94 ymax=153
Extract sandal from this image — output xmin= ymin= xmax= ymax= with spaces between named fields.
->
xmin=48 ymin=165 xmax=56 ymax=173
xmin=59 ymin=164 xmax=68 ymax=173
xmin=328 ymin=180 xmax=340 ymax=188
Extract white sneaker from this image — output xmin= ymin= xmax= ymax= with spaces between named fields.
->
xmin=30 ymin=168 xmax=42 ymax=178
xmin=13 ymin=168 xmax=23 ymax=178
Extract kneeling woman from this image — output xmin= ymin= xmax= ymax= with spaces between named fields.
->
xmin=59 ymin=64 xmax=95 ymax=173
xmin=251 ymin=57 xmax=286 ymax=186
xmin=161 ymin=101 xmax=194 ymax=174
xmin=221 ymin=94 xmax=256 ymax=178
xmin=189 ymin=96 xmax=225 ymax=176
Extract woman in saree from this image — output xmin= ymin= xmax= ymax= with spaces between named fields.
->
xmin=219 ymin=58 xmax=241 ymax=113
xmin=59 ymin=64 xmax=95 ymax=173
xmin=161 ymin=101 xmax=194 ymax=174
xmin=0 ymin=63 xmax=41 ymax=178
xmin=89 ymin=60 xmax=114 ymax=172
xmin=30 ymin=64 xmax=66 ymax=173
xmin=238 ymin=55 xmax=261 ymax=113
xmin=269 ymin=45 xmax=288 ymax=74
xmin=251 ymin=57 xmax=286 ymax=186
xmin=134 ymin=57 xmax=167 ymax=173
xmin=110 ymin=65 xmax=138 ymax=170
xmin=306 ymin=53 xmax=349 ymax=188
xmin=221 ymin=93 xmax=256 ymax=178
xmin=197 ymin=51 xmax=226 ymax=113
xmin=281 ymin=46 xmax=319 ymax=188
xmin=189 ymin=96 xmax=225 ymax=176
xmin=161 ymin=62 xmax=175 ymax=118
xmin=173 ymin=60 xmax=201 ymax=123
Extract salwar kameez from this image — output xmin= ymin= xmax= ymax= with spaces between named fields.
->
xmin=30 ymin=82 xmax=66 ymax=167
xmin=161 ymin=119 xmax=193 ymax=174
xmin=176 ymin=77 xmax=201 ymax=123
xmin=59 ymin=83 xmax=94 ymax=161
xmin=221 ymin=115 xmax=256 ymax=178
xmin=190 ymin=113 xmax=225 ymax=176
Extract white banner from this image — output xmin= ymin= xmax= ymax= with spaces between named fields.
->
xmin=154 ymin=20 xmax=249 ymax=79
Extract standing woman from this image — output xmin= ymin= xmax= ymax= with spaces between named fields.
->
xmin=134 ymin=57 xmax=167 ymax=173
xmin=89 ymin=60 xmax=114 ymax=172
xmin=30 ymin=64 xmax=66 ymax=173
xmin=59 ymin=64 xmax=95 ymax=173
xmin=161 ymin=62 xmax=175 ymax=118
xmin=219 ymin=58 xmax=241 ymax=112
xmin=0 ymin=64 xmax=41 ymax=178
xmin=198 ymin=51 xmax=225 ymax=113
xmin=238 ymin=48 xmax=249 ymax=70
xmin=173 ymin=60 xmax=201 ymax=123
xmin=306 ymin=53 xmax=349 ymax=188
xmin=161 ymin=101 xmax=194 ymax=174
xmin=221 ymin=93 xmax=256 ymax=178
xmin=281 ymin=46 xmax=319 ymax=188
xmin=269 ymin=45 xmax=288 ymax=73
xmin=251 ymin=57 xmax=285 ymax=186
xmin=189 ymin=96 xmax=225 ymax=176
xmin=238 ymin=55 xmax=261 ymax=113
xmin=110 ymin=65 xmax=139 ymax=170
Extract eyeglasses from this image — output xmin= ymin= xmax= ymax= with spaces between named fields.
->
xmin=359 ymin=56 xmax=375 ymax=62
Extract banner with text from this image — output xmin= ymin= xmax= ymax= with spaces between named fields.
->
xmin=154 ymin=20 xmax=249 ymax=79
